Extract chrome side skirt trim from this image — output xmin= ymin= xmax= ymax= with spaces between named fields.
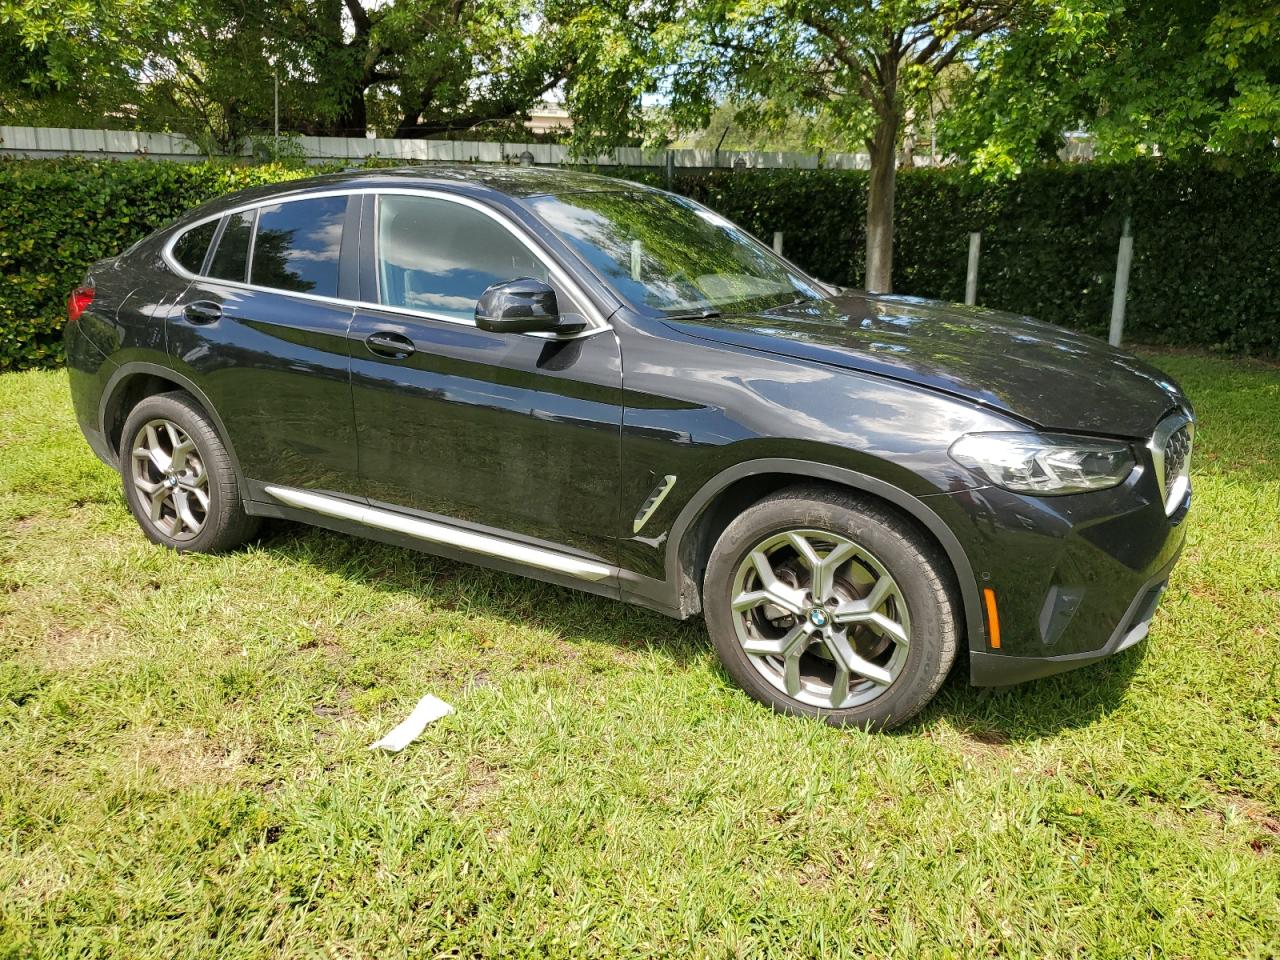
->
xmin=262 ymin=485 xmax=611 ymax=582
xmin=632 ymin=475 xmax=677 ymax=534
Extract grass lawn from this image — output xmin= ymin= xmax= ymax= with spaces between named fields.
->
xmin=1 ymin=351 xmax=1277 ymax=959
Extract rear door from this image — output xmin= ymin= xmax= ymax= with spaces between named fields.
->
xmin=168 ymin=193 xmax=361 ymax=496
xmin=346 ymin=190 xmax=623 ymax=564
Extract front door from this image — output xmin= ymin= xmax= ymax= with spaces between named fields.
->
xmin=347 ymin=191 xmax=623 ymax=564
xmin=168 ymin=194 xmax=360 ymax=495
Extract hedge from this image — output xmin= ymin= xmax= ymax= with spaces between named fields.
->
xmin=3 ymin=156 xmax=1279 ymax=370
xmin=667 ymin=160 xmax=1280 ymax=355
xmin=0 ymin=160 xmax=321 ymax=370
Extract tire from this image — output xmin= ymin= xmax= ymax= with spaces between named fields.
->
xmin=120 ymin=391 xmax=258 ymax=553
xmin=704 ymin=484 xmax=959 ymax=730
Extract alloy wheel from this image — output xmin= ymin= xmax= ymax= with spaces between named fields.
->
xmin=729 ymin=528 xmax=911 ymax=709
xmin=130 ymin=418 xmax=209 ymax=541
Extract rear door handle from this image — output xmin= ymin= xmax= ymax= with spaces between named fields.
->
xmin=183 ymin=300 xmax=222 ymax=324
xmin=365 ymin=331 xmax=416 ymax=359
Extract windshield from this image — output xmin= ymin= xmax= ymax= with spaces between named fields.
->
xmin=527 ymin=191 xmax=824 ymax=316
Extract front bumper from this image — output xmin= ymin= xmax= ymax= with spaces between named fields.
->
xmin=927 ymin=455 xmax=1190 ymax=687
xmin=969 ymin=548 xmax=1178 ymax=686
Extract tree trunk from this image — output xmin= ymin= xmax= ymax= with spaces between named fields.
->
xmin=864 ymin=107 xmax=900 ymax=293
xmin=395 ymin=110 xmax=423 ymax=138
xmin=335 ymin=88 xmax=368 ymax=138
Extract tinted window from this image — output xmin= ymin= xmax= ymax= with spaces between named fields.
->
xmin=208 ymin=212 xmax=254 ymax=283
xmin=250 ymin=197 xmax=345 ymax=296
xmin=377 ymin=195 xmax=549 ymax=321
xmin=172 ymin=220 xmax=217 ymax=274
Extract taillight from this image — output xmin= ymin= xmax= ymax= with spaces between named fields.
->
xmin=67 ymin=286 xmax=95 ymax=322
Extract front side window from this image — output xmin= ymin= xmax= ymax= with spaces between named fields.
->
xmin=376 ymin=194 xmax=550 ymax=322
xmin=172 ymin=220 xmax=217 ymax=274
xmin=207 ymin=211 xmax=254 ymax=283
xmin=250 ymin=196 xmax=346 ymax=296
xmin=528 ymin=191 xmax=822 ymax=316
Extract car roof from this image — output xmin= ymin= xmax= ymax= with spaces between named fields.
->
xmin=344 ymin=164 xmax=659 ymax=198
xmin=165 ymin=164 xmax=661 ymax=232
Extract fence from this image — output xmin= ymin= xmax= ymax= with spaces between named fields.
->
xmin=0 ymin=125 xmax=872 ymax=171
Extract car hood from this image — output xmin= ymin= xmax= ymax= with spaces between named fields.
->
xmin=665 ymin=292 xmax=1190 ymax=437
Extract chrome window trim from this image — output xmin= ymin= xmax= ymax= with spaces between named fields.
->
xmin=161 ymin=186 xmax=611 ymax=336
xmin=205 ymin=208 xmax=257 ymax=286
xmin=1149 ymin=410 xmax=1194 ymax=515
xmin=263 ymin=484 xmax=612 ymax=582
xmin=203 ymin=214 xmax=229 ymax=275
xmin=242 ymin=207 xmax=260 ymax=285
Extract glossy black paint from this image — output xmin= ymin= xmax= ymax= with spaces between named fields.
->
xmin=475 ymin=277 xmax=583 ymax=335
xmin=347 ymin=305 xmax=624 ymax=561
xmin=169 ymin=276 xmax=359 ymax=494
xmin=673 ymin=294 xmax=1187 ymax=437
xmin=64 ymin=166 xmax=1194 ymax=688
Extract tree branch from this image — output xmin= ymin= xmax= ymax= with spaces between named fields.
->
xmin=344 ymin=0 xmax=372 ymax=36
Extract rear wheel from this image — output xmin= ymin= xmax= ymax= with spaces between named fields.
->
xmin=704 ymin=485 xmax=959 ymax=730
xmin=120 ymin=391 xmax=257 ymax=553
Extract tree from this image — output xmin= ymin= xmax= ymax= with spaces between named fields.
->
xmin=669 ymin=99 xmax=863 ymax=152
xmin=287 ymin=0 xmax=572 ymax=139
xmin=942 ymin=0 xmax=1280 ymax=174
xmin=0 ymin=0 xmax=152 ymax=127
xmin=0 ymin=0 xmax=580 ymax=145
xmin=0 ymin=0 xmax=331 ymax=149
xmin=654 ymin=0 xmax=1036 ymax=292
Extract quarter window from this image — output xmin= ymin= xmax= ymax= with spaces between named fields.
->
xmin=376 ymin=194 xmax=550 ymax=322
xmin=250 ymin=197 xmax=346 ymax=296
xmin=172 ymin=220 xmax=217 ymax=274
xmin=208 ymin=211 xmax=254 ymax=283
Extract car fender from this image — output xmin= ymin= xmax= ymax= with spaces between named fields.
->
xmin=664 ymin=457 xmax=984 ymax=650
xmin=98 ymin=361 xmax=248 ymax=494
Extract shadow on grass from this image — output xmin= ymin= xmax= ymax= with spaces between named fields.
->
xmin=255 ymin=519 xmax=1146 ymax=742
xmin=255 ymin=520 xmax=713 ymax=668
xmin=914 ymin=641 xmax=1147 ymax=744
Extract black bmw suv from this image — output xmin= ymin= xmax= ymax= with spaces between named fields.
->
xmin=65 ymin=167 xmax=1194 ymax=729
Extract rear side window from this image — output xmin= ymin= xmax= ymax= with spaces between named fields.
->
xmin=250 ymin=196 xmax=345 ymax=296
xmin=376 ymin=194 xmax=549 ymax=321
xmin=172 ymin=220 xmax=217 ymax=274
xmin=208 ymin=211 xmax=254 ymax=283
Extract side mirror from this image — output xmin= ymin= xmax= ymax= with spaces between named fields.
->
xmin=475 ymin=277 xmax=586 ymax=335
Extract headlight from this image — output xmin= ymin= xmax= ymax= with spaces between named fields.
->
xmin=949 ymin=432 xmax=1135 ymax=495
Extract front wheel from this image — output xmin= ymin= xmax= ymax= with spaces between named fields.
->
xmin=704 ymin=485 xmax=959 ymax=730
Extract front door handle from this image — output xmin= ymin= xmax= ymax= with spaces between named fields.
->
xmin=365 ymin=330 xmax=416 ymax=359
xmin=183 ymin=300 xmax=222 ymax=324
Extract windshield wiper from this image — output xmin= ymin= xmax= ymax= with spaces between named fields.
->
xmin=773 ymin=294 xmax=820 ymax=309
xmin=664 ymin=309 xmax=721 ymax=321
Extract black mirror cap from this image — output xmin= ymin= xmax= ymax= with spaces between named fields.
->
xmin=475 ymin=278 xmax=586 ymax=335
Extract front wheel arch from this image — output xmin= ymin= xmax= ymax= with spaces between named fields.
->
xmin=668 ymin=459 xmax=984 ymax=653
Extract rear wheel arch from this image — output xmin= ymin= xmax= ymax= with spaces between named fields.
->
xmin=669 ymin=459 xmax=984 ymax=651
xmin=99 ymin=364 xmax=246 ymax=494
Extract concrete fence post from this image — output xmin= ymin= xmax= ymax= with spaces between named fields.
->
xmin=772 ymin=231 xmax=783 ymax=255
xmin=965 ymin=232 xmax=981 ymax=305
xmin=1109 ymin=216 xmax=1134 ymax=347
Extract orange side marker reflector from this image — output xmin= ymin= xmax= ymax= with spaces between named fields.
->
xmin=983 ymin=588 xmax=1001 ymax=649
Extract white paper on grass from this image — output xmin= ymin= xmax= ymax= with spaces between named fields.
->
xmin=367 ymin=694 xmax=454 ymax=752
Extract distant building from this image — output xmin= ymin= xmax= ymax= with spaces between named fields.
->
xmin=1061 ymin=129 xmax=1096 ymax=162
xmin=526 ymin=102 xmax=571 ymax=137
